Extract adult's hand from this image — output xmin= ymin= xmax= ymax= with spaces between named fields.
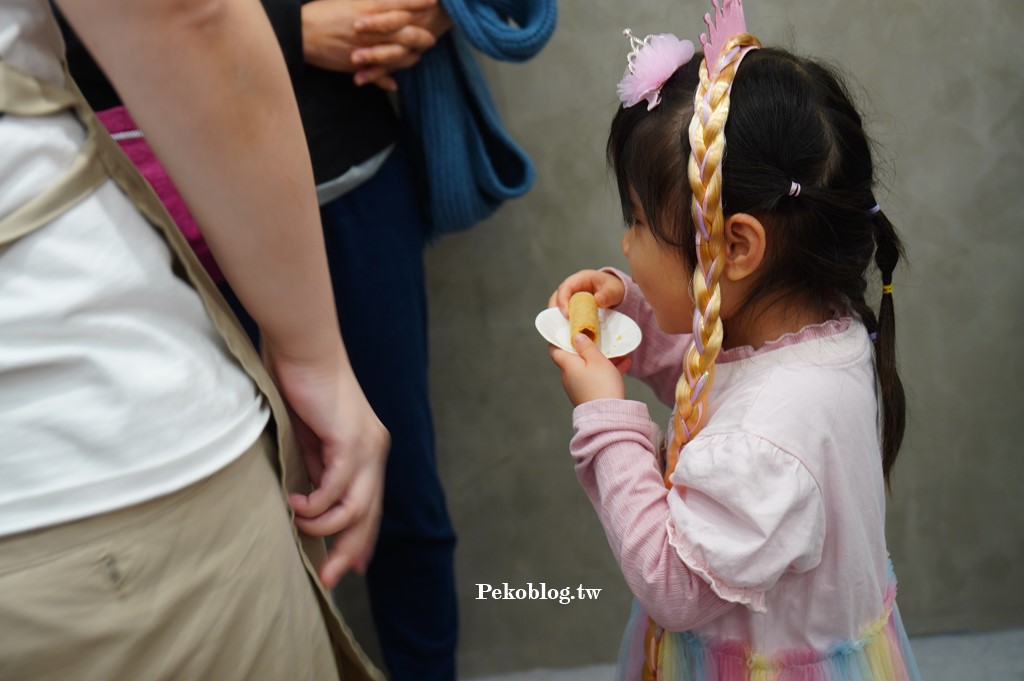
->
xmin=350 ymin=3 xmax=453 ymax=89
xmin=264 ymin=343 xmax=390 ymax=588
xmin=302 ymin=0 xmax=438 ymax=90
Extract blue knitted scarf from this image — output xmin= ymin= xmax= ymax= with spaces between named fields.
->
xmin=395 ymin=0 xmax=557 ymax=237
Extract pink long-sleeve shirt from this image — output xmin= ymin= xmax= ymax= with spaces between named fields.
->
xmin=570 ymin=270 xmax=892 ymax=655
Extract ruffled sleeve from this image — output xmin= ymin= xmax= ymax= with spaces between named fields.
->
xmin=571 ymin=399 xmax=735 ymax=630
xmin=666 ymin=433 xmax=825 ymax=613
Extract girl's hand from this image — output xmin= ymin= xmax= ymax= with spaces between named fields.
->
xmin=548 ymin=269 xmax=626 ymax=318
xmin=263 ymin=343 xmax=390 ymax=588
xmin=549 ymin=334 xmax=630 ymax=407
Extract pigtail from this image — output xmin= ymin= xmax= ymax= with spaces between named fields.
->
xmin=664 ymin=34 xmax=761 ymax=482
xmin=871 ymin=209 xmax=907 ymax=482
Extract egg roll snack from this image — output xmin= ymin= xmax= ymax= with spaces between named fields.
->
xmin=569 ymin=291 xmax=600 ymax=344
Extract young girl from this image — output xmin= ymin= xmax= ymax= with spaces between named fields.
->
xmin=547 ymin=1 xmax=921 ymax=679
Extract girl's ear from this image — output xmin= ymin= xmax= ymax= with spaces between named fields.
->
xmin=722 ymin=213 xmax=766 ymax=282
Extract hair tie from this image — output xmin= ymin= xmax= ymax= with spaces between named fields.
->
xmin=869 ymin=204 xmax=882 ymax=215
xmin=788 ymin=181 xmax=801 ymax=197
xmin=882 ymin=284 xmax=893 ymax=295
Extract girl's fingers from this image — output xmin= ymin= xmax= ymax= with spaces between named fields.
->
xmin=572 ymin=332 xmax=604 ymax=363
xmin=548 ymin=344 xmax=582 ymax=372
xmin=552 ymin=272 xmax=598 ymax=316
xmin=612 ymin=355 xmax=632 ymax=375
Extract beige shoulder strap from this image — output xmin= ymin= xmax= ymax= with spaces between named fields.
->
xmin=0 ymin=60 xmax=107 ymax=247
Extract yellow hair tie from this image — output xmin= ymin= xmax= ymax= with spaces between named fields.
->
xmin=882 ymin=284 xmax=893 ymax=295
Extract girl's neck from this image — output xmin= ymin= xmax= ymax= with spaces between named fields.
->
xmin=721 ymin=292 xmax=832 ymax=351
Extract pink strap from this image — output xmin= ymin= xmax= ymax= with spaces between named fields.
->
xmin=95 ymin=107 xmax=224 ymax=283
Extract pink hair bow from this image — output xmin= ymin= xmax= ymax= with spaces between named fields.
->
xmin=617 ymin=30 xmax=695 ymax=111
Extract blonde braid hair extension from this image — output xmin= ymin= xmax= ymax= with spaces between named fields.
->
xmin=664 ymin=33 xmax=760 ymax=484
xmin=642 ymin=32 xmax=761 ymax=681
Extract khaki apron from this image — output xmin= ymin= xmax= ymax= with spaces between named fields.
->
xmin=0 ymin=53 xmax=383 ymax=681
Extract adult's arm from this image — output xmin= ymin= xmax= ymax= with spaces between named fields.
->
xmin=56 ymin=0 xmax=388 ymax=587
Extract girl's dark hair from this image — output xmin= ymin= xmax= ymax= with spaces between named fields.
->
xmin=608 ymin=48 xmax=906 ymax=481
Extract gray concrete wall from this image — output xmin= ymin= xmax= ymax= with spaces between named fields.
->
xmin=337 ymin=1 xmax=1024 ymax=677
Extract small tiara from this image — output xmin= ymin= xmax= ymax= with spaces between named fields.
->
xmin=623 ymin=29 xmax=650 ymax=76
xmin=617 ymin=29 xmax=695 ymax=111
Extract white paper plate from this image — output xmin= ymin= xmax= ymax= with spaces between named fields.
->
xmin=535 ymin=307 xmax=642 ymax=358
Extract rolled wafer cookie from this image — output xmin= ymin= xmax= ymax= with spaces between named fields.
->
xmin=569 ymin=292 xmax=600 ymax=344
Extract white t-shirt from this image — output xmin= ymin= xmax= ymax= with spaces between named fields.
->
xmin=0 ymin=0 xmax=270 ymax=536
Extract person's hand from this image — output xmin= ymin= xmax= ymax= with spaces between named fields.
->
xmin=350 ymin=3 xmax=453 ymax=89
xmin=301 ymin=0 xmax=438 ymax=91
xmin=549 ymin=333 xmax=629 ymax=407
xmin=263 ymin=343 xmax=390 ymax=588
xmin=548 ymin=269 xmax=626 ymax=318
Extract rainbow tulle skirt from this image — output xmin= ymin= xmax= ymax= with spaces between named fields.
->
xmin=615 ymin=570 xmax=921 ymax=681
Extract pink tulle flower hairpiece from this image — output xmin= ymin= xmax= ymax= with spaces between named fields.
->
xmin=617 ymin=29 xmax=695 ymax=111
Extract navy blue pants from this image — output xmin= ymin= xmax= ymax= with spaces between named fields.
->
xmin=221 ymin=146 xmax=458 ymax=681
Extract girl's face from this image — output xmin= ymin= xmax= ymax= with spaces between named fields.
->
xmin=621 ymin=189 xmax=694 ymax=334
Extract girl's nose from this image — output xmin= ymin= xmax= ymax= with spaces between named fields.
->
xmin=621 ymin=229 xmax=631 ymax=257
